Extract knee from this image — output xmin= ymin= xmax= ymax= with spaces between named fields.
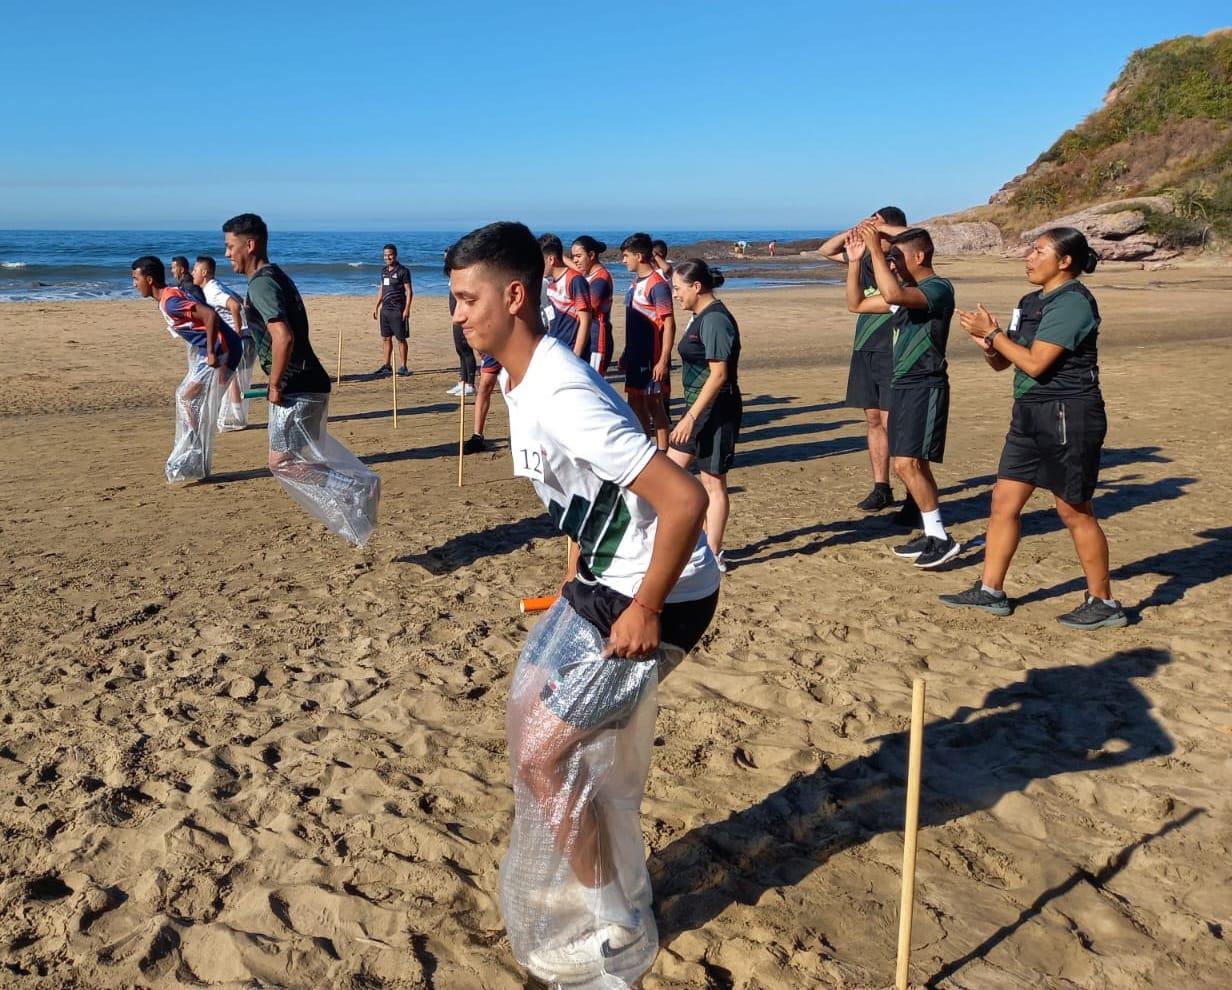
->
xmin=1056 ymin=498 xmax=1094 ymax=528
xmin=891 ymin=456 xmax=916 ymax=480
xmin=864 ymin=410 xmax=883 ymax=430
xmin=513 ymin=737 xmax=559 ymax=803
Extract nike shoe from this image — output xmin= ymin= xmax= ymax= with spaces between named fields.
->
xmin=525 ymin=920 xmax=648 ymax=984
xmin=1056 ymin=593 xmax=1128 ymax=630
xmin=893 ymin=533 xmax=931 ymax=559
xmin=856 ymin=486 xmax=895 ymax=512
xmin=446 ymin=382 xmax=462 ymax=396
xmin=939 ymin=580 xmax=1011 ymax=616
xmin=915 ymin=535 xmax=961 ymax=569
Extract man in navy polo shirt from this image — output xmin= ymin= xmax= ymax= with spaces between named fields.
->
xmin=371 ymin=243 xmax=413 ymax=377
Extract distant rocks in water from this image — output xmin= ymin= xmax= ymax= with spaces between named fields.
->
xmin=1019 ymin=196 xmax=1182 ymax=261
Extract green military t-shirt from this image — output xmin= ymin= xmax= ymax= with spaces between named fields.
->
xmin=892 ymin=275 xmax=953 ymax=386
xmin=245 ymin=264 xmax=332 ymax=395
xmin=1010 ymin=282 xmax=1101 ymax=401
xmin=678 ymin=300 xmax=740 ymax=405
xmin=852 ymin=252 xmax=893 ymax=352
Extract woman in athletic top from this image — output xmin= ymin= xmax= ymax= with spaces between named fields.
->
xmin=667 ymin=259 xmax=742 ymax=571
xmin=570 ymin=236 xmax=615 ymax=374
xmin=941 ymin=226 xmax=1125 ymax=629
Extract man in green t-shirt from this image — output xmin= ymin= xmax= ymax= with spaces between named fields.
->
xmin=846 ymin=224 xmax=959 ymax=570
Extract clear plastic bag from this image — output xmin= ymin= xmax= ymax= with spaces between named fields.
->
xmin=267 ymin=392 xmax=380 ymax=547
xmin=217 ymin=336 xmax=256 ymax=432
xmin=501 ymin=598 xmax=676 ymax=989
xmin=166 ymin=347 xmax=233 ymax=483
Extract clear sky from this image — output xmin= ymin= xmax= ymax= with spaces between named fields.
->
xmin=1 ymin=1 xmax=1227 ymax=230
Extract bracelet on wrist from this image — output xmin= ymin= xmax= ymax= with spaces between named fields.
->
xmin=632 ymin=595 xmax=662 ymax=615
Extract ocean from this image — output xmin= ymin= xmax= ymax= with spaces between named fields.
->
xmin=0 ymin=229 xmax=836 ymax=303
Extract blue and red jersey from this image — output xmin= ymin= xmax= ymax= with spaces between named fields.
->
xmin=544 ymin=268 xmax=593 ymax=356
xmin=159 ymin=286 xmax=241 ymax=369
xmin=625 ymin=270 xmax=673 ymax=360
xmin=586 ymin=265 xmax=615 ymax=370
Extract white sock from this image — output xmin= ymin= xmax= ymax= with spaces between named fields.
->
xmin=981 ymin=583 xmax=1005 ymax=597
xmin=592 ymin=881 xmax=636 ymax=927
xmin=921 ymin=508 xmax=947 ymax=540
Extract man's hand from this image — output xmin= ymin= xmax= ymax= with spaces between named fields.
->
xmin=372 ymin=307 xmax=380 ymax=320
xmin=205 ymin=351 xmax=218 ymax=368
xmin=858 ymin=221 xmax=882 ymax=249
xmin=844 ymin=228 xmax=866 ymax=260
xmin=605 ymin=600 xmax=661 ymax=659
xmin=652 ymin=358 xmax=669 ymax=383
xmin=958 ymin=303 xmax=998 ymax=338
xmin=670 ymin=411 xmax=694 ymax=446
xmin=268 ymin=385 xmax=284 ymax=406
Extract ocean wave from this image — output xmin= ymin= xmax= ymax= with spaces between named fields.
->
xmin=1 ymin=261 xmax=28 ymax=269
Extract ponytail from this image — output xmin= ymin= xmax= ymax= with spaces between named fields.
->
xmin=1044 ymin=226 xmax=1099 ymax=275
xmin=673 ymin=258 xmax=725 ymax=291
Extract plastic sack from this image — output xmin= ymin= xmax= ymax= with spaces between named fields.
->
xmin=501 ymin=598 xmax=679 ymax=989
xmin=267 ymin=392 xmax=380 ymax=547
xmin=217 ymin=336 xmax=256 ymax=432
xmin=166 ymin=348 xmax=233 ymax=483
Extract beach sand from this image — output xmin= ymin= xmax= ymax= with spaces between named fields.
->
xmin=1 ymin=256 xmax=1230 ymax=989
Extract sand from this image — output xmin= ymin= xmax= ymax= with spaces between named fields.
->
xmin=1 ymin=256 xmax=1230 ymax=989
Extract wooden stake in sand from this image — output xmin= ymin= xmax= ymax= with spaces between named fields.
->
xmin=520 ymin=595 xmax=558 ymax=614
xmin=335 ymin=326 xmax=343 ymax=384
xmin=895 ymin=677 xmax=926 ymax=990
xmin=392 ymin=360 xmax=398 ymax=430
xmin=457 ymin=386 xmax=466 ymax=487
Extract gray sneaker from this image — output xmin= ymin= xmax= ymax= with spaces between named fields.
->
xmin=1056 ymin=593 xmax=1128 ymax=630
xmin=915 ymin=535 xmax=961 ymax=569
xmin=893 ymin=533 xmax=931 ymax=559
xmin=940 ymin=580 xmax=1011 ymax=616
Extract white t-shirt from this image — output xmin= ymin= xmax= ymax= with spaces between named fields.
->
xmin=203 ymin=278 xmax=249 ymax=336
xmin=501 ymin=336 xmax=719 ymax=603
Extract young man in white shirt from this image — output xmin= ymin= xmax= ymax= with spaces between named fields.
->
xmin=193 ymin=255 xmax=255 ymax=430
xmin=447 ymin=221 xmax=720 ymax=985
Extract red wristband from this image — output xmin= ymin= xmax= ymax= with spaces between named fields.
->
xmin=632 ymin=595 xmax=662 ymax=615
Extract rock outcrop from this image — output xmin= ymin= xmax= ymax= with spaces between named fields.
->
xmin=925 ymin=222 xmax=1004 ymax=256
xmin=1018 ymin=197 xmax=1181 ymax=261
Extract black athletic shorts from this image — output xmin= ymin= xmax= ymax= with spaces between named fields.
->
xmin=379 ymin=309 xmax=409 ymax=340
xmin=844 ymin=348 xmax=892 ymax=411
xmin=669 ymin=390 xmax=742 ymax=476
xmin=889 ymin=383 xmax=949 ymax=462
xmin=998 ymin=396 xmax=1106 ymax=504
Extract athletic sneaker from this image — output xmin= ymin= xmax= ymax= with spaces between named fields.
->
xmin=716 ymin=551 xmax=728 ymax=573
xmin=462 ymin=433 xmax=486 ymax=455
xmin=446 ymin=382 xmax=462 ymax=396
xmin=371 ymin=364 xmax=392 ymax=378
xmin=893 ymin=533 xmax=932 ymax=559
xmin=397 ymin=366 xmax=411 ymax=377
xmin=1056 ymin=593 xmax=1128 ymax=630
xmin=939 ymin=580 xmax=1012 ymax=616
xmin=915 ymin=536 xmax=961 ymax=569
xmin=856 ymin=486 xmax=895 ymax=512
xmin=525 ymin=920 xmax=648 ymax=983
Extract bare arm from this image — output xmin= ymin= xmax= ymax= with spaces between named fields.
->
xmin=669 ymin=360 xmax=728 ymax=448
xmin=373 ymin=281 xmax=384 ymax=318
xmin=267 ymin=318 xmax=293 ymax=403
xmin=225 ymin=296 xmax=244 ymax=334
xmin=403 ymin=270 xmax=413 ymax=319
xmin=190 ymin=301 xmax=223 ymax=365
xmin=844 ymin=233 xmax=891 ymax=313
xmin=959 ymin=304 xmax=1062 ymax=377
xmin=653 ymin=314 xmax=676 ymax=382
xmin=574 ymin=310 xmax=592 ymax=358
xmin=862 ymin=226 xmax=929 ymax=308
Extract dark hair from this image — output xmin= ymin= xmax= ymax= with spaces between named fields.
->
xmin=673 ymin=258 xmax=725 ymax=291
xmin=195 ymin=255 xmax=216 ymax=276
xmin=383 ymin=243 xmax=397 ymax=255
xmin=571 ymin=235 xmax=607 ymax=256
xmin=1043 ymin=226 xmax=1099 ymax=274
xmin=444 ymin=221 xmax=543 ymax=310
xmin=537 ymin=233 xmax=564 ymax=261
xmin=171 ymin=255 xmax=190 ymax=271
xmin=876 ymin=206 xmax=907 ymax=227
xmin=891 ymin=227 xmax=934 ymax=265
xmin=132 ymin=255 xmax=165 ymax=282
xmin=651 ymin=239 xmax=668 ymax=255
xmin=222 ymin=213 xmax=269 ymax=243
xmin=620 ymin=232 xmax=654 ymax=261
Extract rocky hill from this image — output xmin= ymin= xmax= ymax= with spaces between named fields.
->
xmin=930 ymin=28 xmax=1232 ymax=260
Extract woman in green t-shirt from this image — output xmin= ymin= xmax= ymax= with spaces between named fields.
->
xmin=941 ymin=226 xmax=1125 ymax=630
xmin=667 ymin=259 xmax=742 ymax=571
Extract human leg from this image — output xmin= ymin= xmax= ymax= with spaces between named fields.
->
xmin=699 ymin=471 xmax=729 ymax=555
xmin=1055 ymin=497 xmax=1113 ymax=599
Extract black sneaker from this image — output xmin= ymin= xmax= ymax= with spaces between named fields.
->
xmin=1056 ymin=593 xmax=1128 ymax=630
xmin=462 ymin=433 xmax=486 ymax=455
xmin=856 ymin=486 xmax=895 ymax=512
xmin=940 ymin=580 xmax=1011 ymax=616
xmin=891 ymin=493 xmax=922 ymax=528
xmin=893 ymin=533 xmax=931 ymax=559
xmin=397 ymin=366 xmax=411 ymax=377
xmin=915 ymin=535 xmax=961 ymax=569
xmin=372 ymin=364 xmax=392 ymax=378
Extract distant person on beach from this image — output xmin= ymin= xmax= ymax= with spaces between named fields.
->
xmin=668 ymin=259 xmax=742 ymax=572
xmin=371 ymin=243 xmax=412 ymax=378
xmin=942 ymin=227 xmax=1126 ymax=629
xmin=733 ymin=240 xmax=747 ymax=258
xmin=446 ymin=220 xmax=718 ymax=987
xmin=570 ymin=235 xmax=615 ymax=375
xmin=447 ymin=290 xmax=477 ymax=397
xmin=846 ymin=223 xmax=959 ymax=569
xmin=620 ymin=232 xmax=675 ymax=450
xmin=651 ymin=239 xmax=673 ymax=282
xmin=819 ymin=208 xmax=909 ymax=514
xmin=171 ymin=255 xmax=206 ymax=303
xmin=224 ymin=212 xmax=379 ymax=546
xmin=539 ymin=233 xmax=594 ymax=360
xmin=193 ymin=254 xmax=256 ymax=431
xmin=132 ymin=254 xmax=240 ymax=482
xmin=768 ymin=239 xmax=777 ymax=257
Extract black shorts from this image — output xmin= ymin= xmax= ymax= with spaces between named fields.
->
xmin=889 ymin=383 xmax=949 ymax=462
xmin=998 ymin=396 xmax=1106 ymax=504
xmin=669 ymin=391 xmax=742 ymax=476
xmin=845 ymin=348 xmax=892 ymax=411
xmin=379 ymin=309 xmax=409 ymax=340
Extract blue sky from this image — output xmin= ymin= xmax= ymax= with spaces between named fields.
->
xmin=1 ymin=2 xmax=1227 ymax=230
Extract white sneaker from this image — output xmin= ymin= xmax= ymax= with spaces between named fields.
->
xmin=716 ymin=551 xmax=727 ymax=573
xmin=525 ymin=920 xmax=648 ymax=983
xmin=463 ymin=383 xmax=476 ymax=396
xmin=446 ymin=382 xmax=462 ymax=396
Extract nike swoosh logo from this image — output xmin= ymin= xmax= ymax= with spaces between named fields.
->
xmin=600 ymin=933 xmax=643 ymax=959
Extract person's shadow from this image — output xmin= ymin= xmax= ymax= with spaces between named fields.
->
xmin=650 ymin=648 xmax=1177 ymax=964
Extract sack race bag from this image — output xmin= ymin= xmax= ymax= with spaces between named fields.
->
xmin=267 ymin=392 xmax=380 ymax=547
xmin=166 ymin=348 xmax=232 ymax=483
xmin=217 ymin=336 xmax=257 ymax=432
xmin=500 ymin=598 xmax=672 ymax=989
